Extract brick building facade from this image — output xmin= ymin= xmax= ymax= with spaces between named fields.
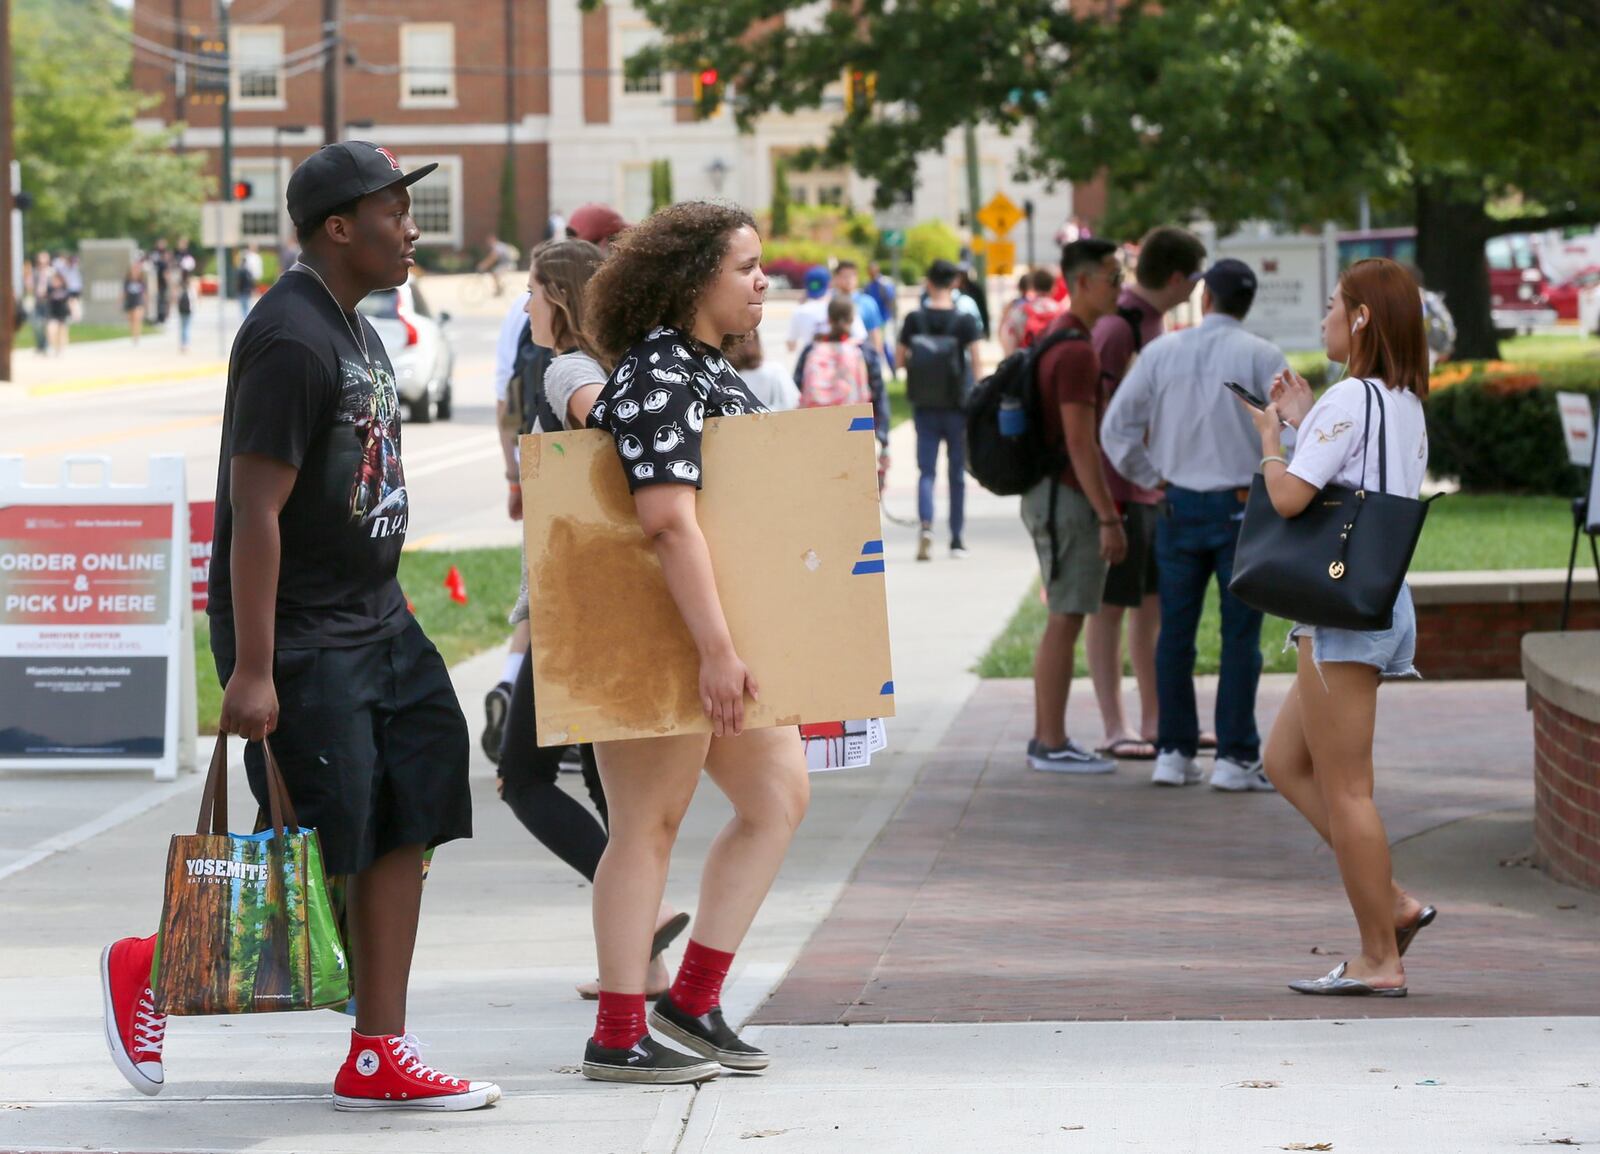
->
xmin=130 ymin=1 xmax=1075 ymax=261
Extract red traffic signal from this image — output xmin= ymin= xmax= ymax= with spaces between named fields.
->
xmin=698 ymin=68 xmax=719 ymax=88
xmin=231 ymin=180 xmax=253 ymax=201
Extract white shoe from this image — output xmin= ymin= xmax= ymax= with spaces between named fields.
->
xmin=1210 ymin=757 xmax=1275 ymax=792
xmin=1151 ymin=750 xmax=1203 ymax=787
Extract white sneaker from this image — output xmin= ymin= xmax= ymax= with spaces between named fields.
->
xmin=1029 ymin=738 xmax=1116 ymax=774
xmin=1151 ymin=750 xmax=1203 ymax=787
xmin=1210 ymin=757 xmax=1276 ymax=792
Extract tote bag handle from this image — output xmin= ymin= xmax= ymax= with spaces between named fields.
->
xmin=195 ymin=734 xmax=300 ymax=838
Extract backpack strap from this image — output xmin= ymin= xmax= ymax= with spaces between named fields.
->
xmin=1116 ymin=305 xmax=1146 ymax=353
xmin=1026 ymin=325 xmax=1088 ymax=586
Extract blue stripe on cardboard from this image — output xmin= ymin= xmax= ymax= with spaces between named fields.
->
xmin=880 ymin=681 xmax=895 ymax=695
xmin=852 ymin=559 xmax=886 ymax=575
xmin=848 ymin=416 xmax=875 ymax=432
xmin=860 ymin=540 xmax=883 ymax=555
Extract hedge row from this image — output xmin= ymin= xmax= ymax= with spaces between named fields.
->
xmin=1426 ymin=361 xmax=1599 ymax=494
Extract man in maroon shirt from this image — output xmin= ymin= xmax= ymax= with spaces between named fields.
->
xmin=1023 ymin=238 xmax=1127 ymax=774
xmin=1086 ymin=227 xmax=1208 ymax=761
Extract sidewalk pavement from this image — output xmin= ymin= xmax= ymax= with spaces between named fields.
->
xmin=5 ymin=299 xmax=238 ymax=397
xmin=2 ymin=420 xmax=1597 ymax=1153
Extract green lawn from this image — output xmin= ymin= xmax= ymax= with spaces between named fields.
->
xmin=59 ymin=323 xmax=137 ymax=344
xmin=194 ymin=546 xmax=524 ymax=732
xmin=1499 ymin=332 xmax=1600 ymax=364
xmin=976 ymin=493 xmax=1577 ymax=679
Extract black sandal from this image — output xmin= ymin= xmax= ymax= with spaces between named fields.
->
xmin=652 ymin=911 xmax=691 ymax=960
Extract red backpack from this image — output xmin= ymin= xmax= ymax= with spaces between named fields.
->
xmin=1020 ymin=297 xmax=1063 ymax=349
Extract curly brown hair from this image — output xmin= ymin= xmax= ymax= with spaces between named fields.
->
xmin=585 ymin=201 xmax=758 ymax=365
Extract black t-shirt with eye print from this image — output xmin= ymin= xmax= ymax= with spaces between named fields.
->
xmin=588 ymin=325 xmax=769 ymax=491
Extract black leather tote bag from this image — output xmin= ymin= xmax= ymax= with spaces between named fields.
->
xmin=1229 ymin=379 xmax=1432 ymax=631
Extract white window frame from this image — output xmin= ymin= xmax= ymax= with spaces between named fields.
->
xmin=231 ymin=25 xmax=285 ymax=111
xmin=400 ymin=23 xmax=457 ymax=110
xmin=616 ymin=23 xmax=663 ymax=99
xmin=401 ymin=154 xmax=462 ymax=249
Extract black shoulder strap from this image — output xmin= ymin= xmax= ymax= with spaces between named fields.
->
xmin=1117 ymin=305 xmax=1145 ymax=353
xmin=1356 ymin=378 xmax=1389 ymax=496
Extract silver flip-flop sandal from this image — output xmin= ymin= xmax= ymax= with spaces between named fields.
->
xmin=1288 ymin=962 xmax=1407 ymax=997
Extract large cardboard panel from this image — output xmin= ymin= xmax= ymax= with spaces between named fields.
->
xmin=520 ymin=404 xmax=894 ymax=746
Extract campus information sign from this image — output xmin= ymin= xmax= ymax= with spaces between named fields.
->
xmin=0 ymin=455 xmax=197 ymax=779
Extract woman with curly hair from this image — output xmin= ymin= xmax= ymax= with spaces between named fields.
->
xmin=577 ymin=202 xmax=810 ymax=1085
xmin=497 ymin=238 xmax=690 ymax=1002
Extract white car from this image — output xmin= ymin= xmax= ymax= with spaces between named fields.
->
xmin=357 ymin=277 xmax=455 ymax=422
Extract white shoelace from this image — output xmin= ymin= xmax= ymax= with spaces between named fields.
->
xmin=134 ymin=988 xmax=168 ymax=1055
xmin=389 ymin=1033 xmax=461 ymax=1086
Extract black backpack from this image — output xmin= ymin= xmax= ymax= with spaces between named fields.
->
xmin=904 ymin=309 xmax=968 ymax=409
xmin=965 ymin=325 xmax=1088 ymax=581
xmin=509 ymin=320 xmax=559 ymax=436
xmin=965 ymin=325 xmax=1087 ymax=497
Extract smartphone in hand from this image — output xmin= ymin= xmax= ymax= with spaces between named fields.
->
xmin=1224 ymin=380 xmax=1268 ymax=410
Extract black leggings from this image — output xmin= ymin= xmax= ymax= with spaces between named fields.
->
xmin=497 ymin=644 xmax=610 ymax=881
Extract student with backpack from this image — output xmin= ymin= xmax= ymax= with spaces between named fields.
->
xmin=898 ymin=259 xmax=984 ymax=561
xmin=1084 ymin=227 xmax=1208 ymax=763
xmin=1020 ymin=239 xmax=1127 ymax=773
xmin=795 ymin=296 xmax=871 ymax=409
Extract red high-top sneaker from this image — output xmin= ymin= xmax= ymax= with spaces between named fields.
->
xmin=100 ymin=936 xmax=166 ymax=1096
xmin=332 ymin=1030 xmax=500 ymax=1111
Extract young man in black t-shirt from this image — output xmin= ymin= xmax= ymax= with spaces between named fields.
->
xmin=898 ymin=258 xmax=983 ymax=561
xmin=100 ymin=142 xmax=498 ymax=1112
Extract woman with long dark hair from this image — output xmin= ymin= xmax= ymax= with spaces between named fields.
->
xmin=1246 ymin=258 xmax=1436 ymax=997
xmin=576 ymin=202 xmax=809 ymax=1084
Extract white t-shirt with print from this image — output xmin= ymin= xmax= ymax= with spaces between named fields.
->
xmin=1287 ymin=377 xmax=1428 ymax=498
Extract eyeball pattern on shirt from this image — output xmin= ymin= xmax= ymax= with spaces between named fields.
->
xmin=589 ymin=326 xmax=769 ymax=492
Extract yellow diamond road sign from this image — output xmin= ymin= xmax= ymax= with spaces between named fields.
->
xmin=977 ymin=192 xmax=1024 ymax=237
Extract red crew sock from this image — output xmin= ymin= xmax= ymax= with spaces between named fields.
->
xmin=593 ymin=991 xmax=648 ymax=1050
xmin=669 ymin=939 xmax=735 ymax=1016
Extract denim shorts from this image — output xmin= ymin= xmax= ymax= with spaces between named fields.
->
xmin=1286 ymin=583 xmax=1421 ymax=680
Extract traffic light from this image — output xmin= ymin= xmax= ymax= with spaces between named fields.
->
xmin=692 ymin=65 xmax=722 ymax=119
xmin=843 ymin=69 xmax=876 ymax=114
xmin=231 ymin=181 xmax=253 ymax=201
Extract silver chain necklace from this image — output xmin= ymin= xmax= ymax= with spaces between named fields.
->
xmin=293 ymin=261 xmax=376 ymax=382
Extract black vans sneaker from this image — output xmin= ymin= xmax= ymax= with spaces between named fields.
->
xmin=481 ymin=681 xmax=512 ymax=763
xmin=648 ymin=993 xmax=770 ymax=1072
xmin=580 ymin=1035 xmax=721 ymax=1084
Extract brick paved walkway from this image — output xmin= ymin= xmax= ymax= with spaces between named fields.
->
xmin=755 ymin=676 xmax=1600 ymax=1024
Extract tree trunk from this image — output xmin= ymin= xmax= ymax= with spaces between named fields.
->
xmin=1415 ymin=175 xmax=1499 ymax=361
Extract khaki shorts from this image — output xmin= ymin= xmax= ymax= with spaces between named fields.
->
xmin=1021 ymin=478 xmax=1108 ymax=617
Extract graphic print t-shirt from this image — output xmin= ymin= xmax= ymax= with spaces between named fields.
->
xmin=588 ymin=326 xmax=769 ymax=491
xmin=209 ymin=270 xmax=409 ymax=650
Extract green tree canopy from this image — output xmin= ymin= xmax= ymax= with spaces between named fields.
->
xmin=619 ymin=0 xmax=1600 ymax=357
xmin=16 ymin=0 xmax=209 ymax=254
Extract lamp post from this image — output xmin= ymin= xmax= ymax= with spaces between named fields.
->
xmin=706 ymin=157 xmax=729 ymax=196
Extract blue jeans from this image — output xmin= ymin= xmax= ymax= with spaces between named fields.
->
xmin=913 ymin=406 xmax=966 ymax=538
xmin=1155 ymin=486 xmax=1263 ymax=762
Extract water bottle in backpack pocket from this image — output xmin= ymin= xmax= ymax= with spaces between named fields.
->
xmin=965 ymin=326 xmax=1086 ymax=497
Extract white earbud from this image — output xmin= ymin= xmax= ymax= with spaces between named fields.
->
xmin=1350 ymin=314 xmax=1365 ymax=334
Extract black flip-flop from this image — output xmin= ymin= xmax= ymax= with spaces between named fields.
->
xmin=652 ymin=912 xmax=691 ymax=960
xmin=1098 ymin=738 xmax=1158 ymax=761
xmin=1395 ymin=905 xmax=1437 ymax=958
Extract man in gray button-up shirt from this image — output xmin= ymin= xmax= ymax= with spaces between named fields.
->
xmin=1100 ymin=259 xmax=1288 ymax=793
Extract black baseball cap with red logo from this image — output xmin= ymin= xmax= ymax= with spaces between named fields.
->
xmin=286 ymin=141 xmax=438 ymax=227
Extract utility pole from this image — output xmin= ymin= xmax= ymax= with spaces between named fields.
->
xmin=219 ymin=0 xmax=234 ymax=354
xmin=0 ymin=0 xmax=13 ymax=383
xmin=962 ymin=122 xmax=986 ymax=298
xmin=322 ymin=0 xmax=343 ymax=143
